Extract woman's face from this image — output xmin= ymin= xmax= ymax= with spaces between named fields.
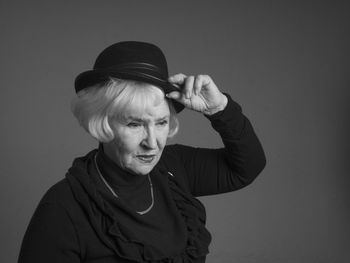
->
xmin=103 ymin=97 xmax=170 ymax=175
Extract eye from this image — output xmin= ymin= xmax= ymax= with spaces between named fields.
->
xmin=127 ymin=122 xmax=141 ymax=128
xmin=157 ymin=120 xmax=168 ymax=126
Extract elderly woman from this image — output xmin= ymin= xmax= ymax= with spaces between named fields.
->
xmin=18 ymin=41 xmax=266 ymax=263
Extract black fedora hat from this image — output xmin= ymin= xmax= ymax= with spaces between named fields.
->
xmin=74 ymin=41 xmax=184 ymax=113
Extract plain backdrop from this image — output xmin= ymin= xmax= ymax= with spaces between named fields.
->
xmin=1 ymin=1 xmax=350 ymax=262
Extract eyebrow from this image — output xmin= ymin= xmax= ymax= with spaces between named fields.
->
xmin=125 ymin=115 xmax=170 ymax=122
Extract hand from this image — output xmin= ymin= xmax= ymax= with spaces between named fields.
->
xmin=167 ymin=74 xmax=228 ymax=115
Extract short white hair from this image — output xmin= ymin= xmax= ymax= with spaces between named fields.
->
xmin=71 ymin=78 xmax=179 ymax=142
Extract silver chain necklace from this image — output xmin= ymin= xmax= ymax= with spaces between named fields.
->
xmin=94 ymin=153 xmax=154 ymax=215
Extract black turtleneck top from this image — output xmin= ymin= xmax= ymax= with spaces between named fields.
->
xmin=18 ymin=94 xmax=266 ymax=263
xmin=95 ymin=146 xmax=154 ymax=213
xmin=92 ymin=145 xmax=189 ymax=258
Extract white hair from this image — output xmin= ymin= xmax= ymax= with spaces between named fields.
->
xmin=71 ymin=78 xmax=179 ymax=142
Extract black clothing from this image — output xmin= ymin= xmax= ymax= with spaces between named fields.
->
xmin=18 ymin=95 xmax=266 ymax=263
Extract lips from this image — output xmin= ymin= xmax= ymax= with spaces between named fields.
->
xmin=136 ymin=154 xmax=156 ymax=163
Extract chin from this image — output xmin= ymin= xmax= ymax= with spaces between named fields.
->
xmin=138 ymin=167 xmax=154 ymax=175
xmin=129 ymin=156 xmax=160 ymax=175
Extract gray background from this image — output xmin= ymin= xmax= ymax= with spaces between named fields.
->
xmin=1 ymin=0 xmax=350 ymax=262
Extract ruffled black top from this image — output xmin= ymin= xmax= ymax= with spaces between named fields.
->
xmin=66 ymin=146 xmax=211 ymax=262
xmin=18 ymin=94 xmax=266 ymax=263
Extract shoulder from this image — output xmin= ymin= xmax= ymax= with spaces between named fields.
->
xmin=161 ymin=144 xmax=188 ymax=165
xmin=38 ymin=178 xmax=77 ymax=210
xmin=158 ymin=144 xmax=195 ymax=191
xmin=163 ymin=144 xmax=197 ymax=158
xmin=39 ymin=150 xmax=97 ymax=208
xmin=32 ymin=178 xmax=86 ymax=231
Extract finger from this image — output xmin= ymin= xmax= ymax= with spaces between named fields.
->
xmin=183 ymin=75 xmax=195 ymax=99
xmin=168 ymin=73 xmax=187 ymax=85
xmin=194 ymin=75 xmax=204 ymax=95
xmin=199 ymin=74 xmax=212 ymax=87
xmin=202 ymin=75 xmax=212 ymax=86
xmin=165 ymin=91 xmax=182 ymax=100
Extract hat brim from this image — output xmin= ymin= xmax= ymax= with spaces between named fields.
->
xmin=75 ymin=69 xmax=185 ymax=113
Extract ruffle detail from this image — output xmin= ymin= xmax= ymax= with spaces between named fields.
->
xmin=66 ymin=150 xmax=211 ymax=262
xmin=165 ymin=170 xmax=211 ymax=261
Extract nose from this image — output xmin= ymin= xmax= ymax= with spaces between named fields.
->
xmin=141 ymin=126 xmax=157 ymax=149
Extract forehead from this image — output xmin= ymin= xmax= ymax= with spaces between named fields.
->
xmin=122 ymin=96 xmax=170 ymax=120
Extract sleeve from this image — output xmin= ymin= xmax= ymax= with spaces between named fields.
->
xmin=18 ymin=202 xmax=81 ymax=263
xmin=173 ymin=94 xmax=266 ymax=197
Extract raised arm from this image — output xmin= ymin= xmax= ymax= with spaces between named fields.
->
xmin=167 ymin=74 xmax=266 ymax=196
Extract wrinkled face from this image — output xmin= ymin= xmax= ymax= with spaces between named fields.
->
xmin=103 ymin=97 xmax=170 ymax=175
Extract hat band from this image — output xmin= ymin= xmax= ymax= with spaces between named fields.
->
xmin=98 ymin=62 xmax=168 ymax=83
xmin=117 ymin=70 xmax=168 ymax=83
xmin=96 ymin=62 xmax=165 ymax=73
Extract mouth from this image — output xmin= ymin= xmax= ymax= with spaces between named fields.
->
xmin=136 ymin=154 xmax=157 ymax=163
